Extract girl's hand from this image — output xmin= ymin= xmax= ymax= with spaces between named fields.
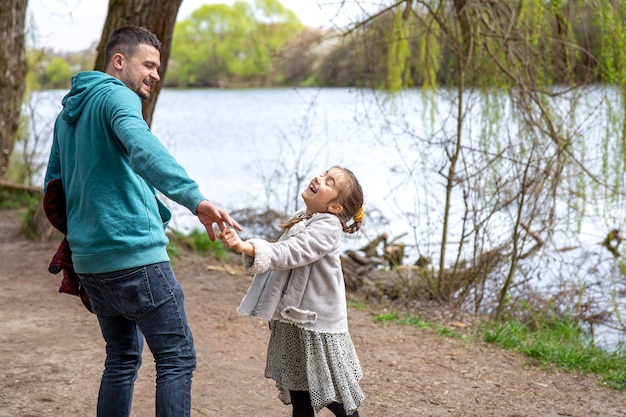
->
xmin=220 ymin=228 xmax=244 ymax=252
xmin=219 ymin=228 xmax=255 ymax=256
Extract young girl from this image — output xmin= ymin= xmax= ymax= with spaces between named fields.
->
xmin=220 ymin=166 xmax=365 ymax=417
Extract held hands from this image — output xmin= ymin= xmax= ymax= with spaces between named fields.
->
xmin=196 ymin=200 xmax=242 ymax=241
xmin=219 ymin=228 xmax=255 ymax=256
xmin=219 ymin=228 xmax=244 ymax=253
xmin=196 ymin=200 xmax=253 ymax=256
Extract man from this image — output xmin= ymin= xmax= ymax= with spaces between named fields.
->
xmin=43 ymin=26 xmax=241 ymax=417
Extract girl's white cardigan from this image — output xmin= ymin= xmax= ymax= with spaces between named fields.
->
xmin=236 ymin=211 xmax=350 ymax=333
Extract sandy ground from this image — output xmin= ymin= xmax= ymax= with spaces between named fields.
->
xmin=1 ymin=208 xmax=625 ymax=417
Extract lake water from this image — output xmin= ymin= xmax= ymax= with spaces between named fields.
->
xmin=30 ymin=88 xmax=620 ymax=256
xmin=28 ymin=87 xmax=625 ymax=348
xmin=30 ymin=88 xmax=426 ymax=247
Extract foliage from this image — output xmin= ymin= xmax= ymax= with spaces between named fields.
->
xmin=0 ymin=187 xmax=39 ymax=210
xmin=0 ymin=188 xmax=44 ymax=242
xmin=386 ymin=8 xmax=411 ymax=92
xmin=44 ymin=58 xmax=73 ymax=89
xmin=27 ymin=47 xmax=95 ymax=90
xmin=28 ymin=1 xmax=626 ymax=90
xmin=166 ymin=0 xmax=304 ymax=87
xmin=308 ymin=1 xmax=621 ymax=88
xmin=330 ymin=1 xmax=626 ymax=339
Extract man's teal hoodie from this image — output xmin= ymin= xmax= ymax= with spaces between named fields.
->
xmin=44 ymin=71 xmax=207 ymax=274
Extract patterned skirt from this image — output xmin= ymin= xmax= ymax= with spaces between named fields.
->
xmin=264 ymin=320 xmax=365 ymax=414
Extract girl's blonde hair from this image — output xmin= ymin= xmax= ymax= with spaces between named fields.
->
xmin=281 ymin=166 xmax=364 ymax=234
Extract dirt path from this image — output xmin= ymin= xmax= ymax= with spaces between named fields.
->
xmin=1 ymin=209 xmax=624 ymax=416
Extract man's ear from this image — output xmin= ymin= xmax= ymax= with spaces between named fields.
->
xmin=112 ymin=53 xmax=124 ymax=70
xmin=328 ymin=203 xmax=344 ymax=215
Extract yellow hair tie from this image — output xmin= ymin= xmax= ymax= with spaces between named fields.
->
xmin=353 ymin=206 xmax=364 ymax=223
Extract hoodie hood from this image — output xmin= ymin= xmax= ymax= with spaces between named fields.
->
xmin=61 ymin=71 xmax=125 ymax=124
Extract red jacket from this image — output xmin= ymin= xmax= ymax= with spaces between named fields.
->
xmin=44 ymin=178 xmax=92 ymax=313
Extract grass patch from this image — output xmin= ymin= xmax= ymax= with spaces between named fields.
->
xmin=373 ymin=311 xmax=626 ymax=390
xmin=374 ymin=312 xmax=467 ymax=339
xmin=167 ymin=229 xmax=230 ymax=261
xmin=482 ymin=318 xmax=626 ymax=390
xmin=347 ymin=300 xmax=367 ymax=311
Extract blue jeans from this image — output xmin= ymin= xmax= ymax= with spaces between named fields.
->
xmin=78 ymin=262 xmax=196 ymax=417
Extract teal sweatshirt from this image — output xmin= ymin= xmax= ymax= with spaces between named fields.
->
xmin=44 ymin=71 xmax=207 ymax=274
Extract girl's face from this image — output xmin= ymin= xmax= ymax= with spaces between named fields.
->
xmin=301 ymin=168 xmax=345 ymax=215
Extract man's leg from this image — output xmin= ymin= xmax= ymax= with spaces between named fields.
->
xmin=96 ymin=316 xmax=144 ymax=417
xmin=78 ymin=272 xmax=145 ymax=417
xmin=136 ymin=262 xmax=196 ymax=417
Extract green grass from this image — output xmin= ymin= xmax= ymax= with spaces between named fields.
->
xmin=372 ymin=311 xmax=626 ymax=390
xmin=167 ymin=229 xmax=230 ymax=261
xmin=482 ymin=319 xmax=626 ymax=389
xmin=374 ymin=312 xmax=467 ymax=339
xmin=347 ymin=300 xmax=367 ymax=311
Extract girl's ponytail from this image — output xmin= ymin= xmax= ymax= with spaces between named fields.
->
xmin=342 ymin=206 xmax=364 ymax=234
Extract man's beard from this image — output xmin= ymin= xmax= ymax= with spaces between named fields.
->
xmin=135 ymin=86 xmax=150 ymax=100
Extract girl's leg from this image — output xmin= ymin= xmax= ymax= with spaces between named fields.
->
xmin=289 ymin=391 xmax=315 ymax=417
xmin=326 ymin=401 xmax=360 ymax=417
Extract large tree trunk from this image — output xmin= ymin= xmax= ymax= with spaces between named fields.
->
xmin=93 ymin=0 xmax=184 ymax=126
xmin=0 ymin=0 xmax=28 ymax=179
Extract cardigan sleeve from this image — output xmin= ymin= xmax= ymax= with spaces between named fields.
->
xmin=272 ymin=215 xmax=341 ymax=268
xmin=243 ymin=238 xmax=272 ymax=275
xmin=242 ymin=214 xmax=341 ymax=274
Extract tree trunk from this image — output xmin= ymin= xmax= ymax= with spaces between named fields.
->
xmin=93 ymin=0 xmax=184 ymax=126
xmin=0 ymin=0 xmax=27 ymax=179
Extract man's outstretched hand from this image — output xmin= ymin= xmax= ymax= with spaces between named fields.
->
xmin=196 ymin=200 xmax=242 ymax=240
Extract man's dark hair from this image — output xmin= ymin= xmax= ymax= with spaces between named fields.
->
xmin=105 ymin=26 xmax=161 ymax=64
